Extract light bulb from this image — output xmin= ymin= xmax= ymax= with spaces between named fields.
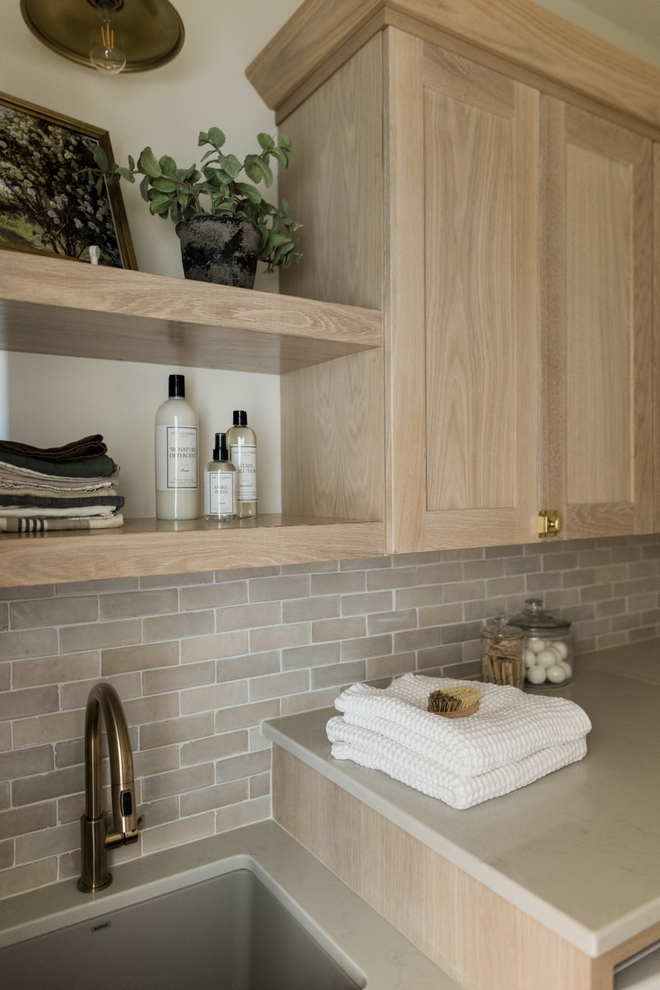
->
xmin=89 ymin=5 xmax=126 ymax=75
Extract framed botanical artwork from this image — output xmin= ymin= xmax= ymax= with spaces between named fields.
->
xmin=0 ymin=91 xmax=137 ymax=269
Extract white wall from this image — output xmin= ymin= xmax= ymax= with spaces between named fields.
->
xmin=0 ymin=0 xmax=306 ymax=516
xmin=0 ymin=0 xmax=306 ymax=280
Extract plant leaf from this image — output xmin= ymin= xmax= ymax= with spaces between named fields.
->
xmin=116 ymin=167 xmax=136 ymax=183
xmin=139 ymin=173 xmax=150 ymax=202
xmin=207 ymin=127 xmax=226 ymax=149
xmin=259 ymin=160 xmax=273 ymax=187
xmin=223 ymin=154 xmax=242 ymax=179
xmin=244 ymin=161 xmax=262 ymax=184
xmin=138 ymin=147 xmax=162 ymax=178
xmin=93 ymin=145 xmax=109 ymax=171
xmin=127 ymin=155 xmax=135 ymax=170
xmin=234 ymin=182 xmax=262 ymax=204
xmin=149 ymin=193 xmax=171 ymax=214
xmin=159 ymin=155 xmax=177 ymax=177
xmin=150 ymin=175 xmax=178 ymax=192
xmin=270 ymin=147 xmax=288 ymax=167
xmin=257 ymin=132 xmax=275 ymax=151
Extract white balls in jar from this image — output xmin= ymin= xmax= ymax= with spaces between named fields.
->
xmin=551 ymin=640 xmax=568 ymax=660
xmin=523 ymin=648 xmax=537 ymax=668
xmin=524 ymin=638 xmax=571 ymax=685
xmin=526 ymin=665 xmax=547 ymax=684
xmin=537 ymin=649 xmax=558 ymax=669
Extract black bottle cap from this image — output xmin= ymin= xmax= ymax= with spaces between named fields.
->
xmin=213 ymin=433 xmax=229 ymax=461
xmin=233 ymin=410 xmax=248 ymax=427
xmin=169 ymin=374 xmax=185 ymax=398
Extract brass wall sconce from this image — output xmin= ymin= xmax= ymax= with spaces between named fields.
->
xmin=21 ymin=0 xmax=185 ymax=75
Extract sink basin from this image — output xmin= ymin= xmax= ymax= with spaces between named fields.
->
xmin=0 ymin=868 xmax=364 ymax=990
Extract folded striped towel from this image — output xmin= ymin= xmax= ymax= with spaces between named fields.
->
xmin=335 ymin=673 xmax=591 ymax=777
xmin=327 ymin=716 xmax=587 ymax=810
xmin=0 ymin=494 xmax=124 ymax=513
xmin=0 ymin=514 xmax=125 ymax=532
xmin=0 ymin=462 xmax=120 ymax=488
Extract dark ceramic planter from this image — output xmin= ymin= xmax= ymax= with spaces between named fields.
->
xmin=175 ymin=215 xmax=260 ymax=288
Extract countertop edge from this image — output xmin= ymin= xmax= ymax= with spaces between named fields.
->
xmin=263 ymin=717 xmax=605 ymax=956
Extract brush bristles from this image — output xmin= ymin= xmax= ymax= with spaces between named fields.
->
xmin=427 ymin=686 xmax=481 ymax=714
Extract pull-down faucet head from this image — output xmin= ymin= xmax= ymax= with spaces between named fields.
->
xmin=77 ymin=681 xmax=141 ymax=892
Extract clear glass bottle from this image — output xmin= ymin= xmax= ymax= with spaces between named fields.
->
xmin=204 ymin=433 xmax=237 ymax=521
xmin=155 ymin=374 xmax=198 ymax=521
xmin=508 ymin=598 xmax=574 ymax=688
xmin=481 ymin=616 xmax=525 ymax=688
xmin=226 ymin=410 xmax=257 ymax=519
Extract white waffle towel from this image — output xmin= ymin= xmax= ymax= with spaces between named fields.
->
xmin=327 ymin=716 xmax=587 ymax=810
xmin=335 ymin=673 xmax=591 ymax=777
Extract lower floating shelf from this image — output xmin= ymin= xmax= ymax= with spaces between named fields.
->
xmin=0 ymin=516 xmax=385 ymax=587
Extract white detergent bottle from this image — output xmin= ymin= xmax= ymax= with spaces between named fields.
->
xmin=155 ymin=374 xmax=198 ymax=520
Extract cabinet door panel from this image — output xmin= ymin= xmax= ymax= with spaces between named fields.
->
xmin=425 ymin=91 xmax=515 ymax=512
xmin=420 ymin=45 xmax=540 ymax=549
xmin=541 ymin=97 xmax=653 ymax=539
xmin=565 ymin=145 xmax=631 ymax=506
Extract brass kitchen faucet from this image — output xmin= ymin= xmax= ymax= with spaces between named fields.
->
xmin=77 ymin=682 xmax=142 ymax=892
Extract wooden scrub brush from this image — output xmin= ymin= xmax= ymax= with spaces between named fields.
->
xmin=427 ymin=686 xmax=481 ymax=719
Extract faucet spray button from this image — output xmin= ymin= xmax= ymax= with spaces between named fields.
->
xmin=121 ymin=791 xmax=133 ymax=816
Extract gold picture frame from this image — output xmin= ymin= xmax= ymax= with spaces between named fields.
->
xmin=0 ymin=91 xmax=137 ymax=269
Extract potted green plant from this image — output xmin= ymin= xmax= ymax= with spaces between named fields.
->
xmin=83 ymin=128 xmax=301 ymax=288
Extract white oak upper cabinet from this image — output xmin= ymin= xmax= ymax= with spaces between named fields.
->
xmin=249 ymin=0 xmax=660 ymax=554
xmin=541 ymin=98 xmax=654 ymax=540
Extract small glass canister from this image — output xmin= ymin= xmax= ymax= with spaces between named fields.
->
xmin=481 ymin=616 xmax=525 ymax=689
xmin=508 ymin=598 xmax=574 ymax=688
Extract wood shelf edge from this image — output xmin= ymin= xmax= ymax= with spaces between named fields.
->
xmin=0 ymin=251 xmax=383 ymax=347
xmin=0 ymin=518 xmax=385 ymax=587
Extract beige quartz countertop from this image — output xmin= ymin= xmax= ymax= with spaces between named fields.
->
xmin=263 ymin=640 xmax=660 ymax=958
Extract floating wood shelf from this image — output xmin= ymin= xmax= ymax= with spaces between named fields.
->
xmin=0 ymin=252 xmax=386 ymax=582
xmin=0 ymin=516 xmax=385 ymax=587
xmin=0 ymin=251 xmax=383 ymax=374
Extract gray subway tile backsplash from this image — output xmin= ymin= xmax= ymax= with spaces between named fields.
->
xmin=2 ymin=533 xmax=660 ymax=899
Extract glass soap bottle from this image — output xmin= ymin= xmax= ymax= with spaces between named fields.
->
xmin=155 ymin=374 xmax=198 ymax=521
xmin=508 ymin=598 xmax=574 ymax=688
xmin=226 ymin=410 xmax=257 ymax=519
xmin=481 ymin=616 xmax=525 ymax=689
xmin=204 ymin=433 xmax=237 ymax=521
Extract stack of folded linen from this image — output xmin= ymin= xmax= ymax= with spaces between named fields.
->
xmin=0 ymin=435 xmax=125 ymax=532
xmin=327 ymin=673 xmax=592 ymax=810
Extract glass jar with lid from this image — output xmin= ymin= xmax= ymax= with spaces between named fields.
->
xmin=481 ymin=616 xmax=525 ymax=689
xmin=508 ymin=599 xmax=574 ymax=688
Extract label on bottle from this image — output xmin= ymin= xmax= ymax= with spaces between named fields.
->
xmin=230 ymin=444 xmax=257 ymax=501
xmin=156 ymin=425 xmax=198 ymax=490
xmin=207 ymin=471 xmax=234 ymax=516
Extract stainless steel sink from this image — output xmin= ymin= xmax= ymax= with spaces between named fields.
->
xmin=0 ymin=868 xmax=364 ymax=989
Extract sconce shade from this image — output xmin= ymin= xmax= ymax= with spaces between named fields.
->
xmin=21 ymin=0 xmax=185 ymax=72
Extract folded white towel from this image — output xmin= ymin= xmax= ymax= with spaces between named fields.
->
xmin=335 ymin=673 xmax=591 ymax=777
xmin=327 ymin=716 xmax=587 ymax=810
